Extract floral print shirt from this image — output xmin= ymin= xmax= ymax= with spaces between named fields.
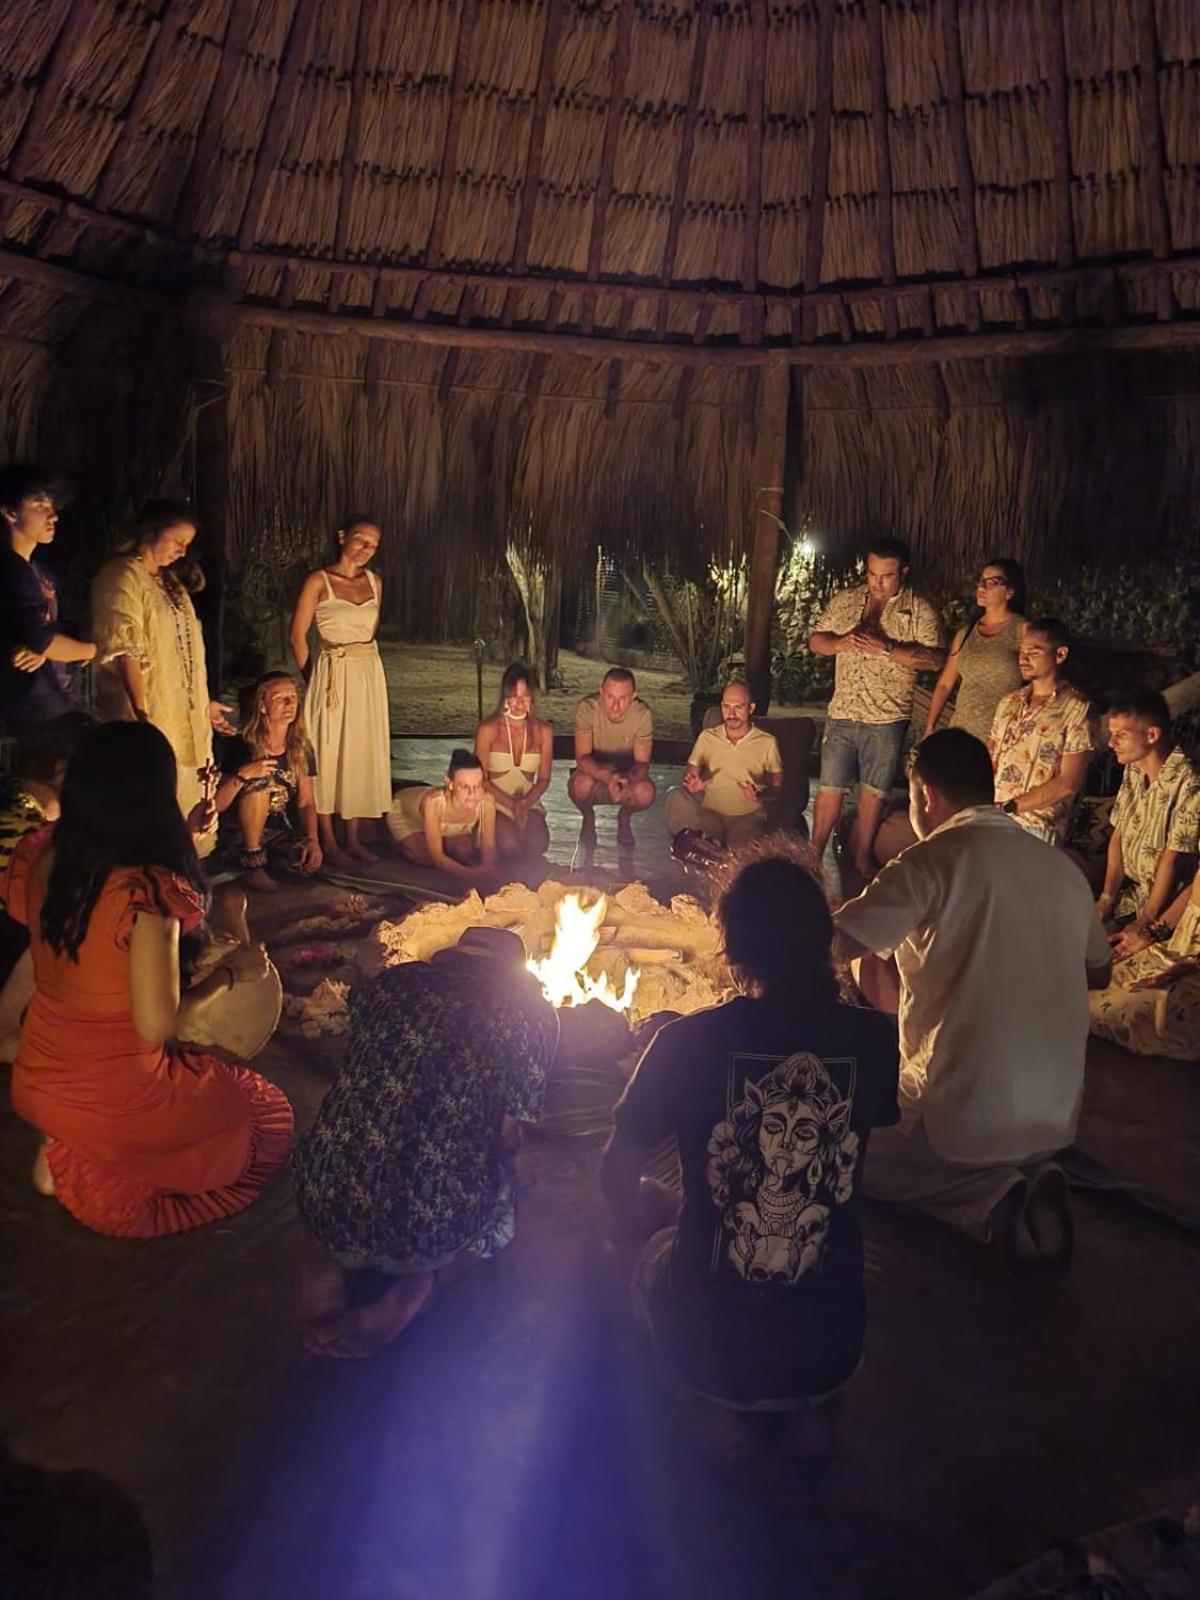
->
xmin=816 ymin=583 xmax=944 ymax=725
xmin=1109 ymin=747 xmax=1200 ymax=919
xmin=293 ymin=958 xmax=557 ymax=1271
xmin=989 ymin=682 xmax=1096 ymax=845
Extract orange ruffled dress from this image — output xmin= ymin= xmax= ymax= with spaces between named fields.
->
xmin=4 ymin=830 xmax=293 ymax=1237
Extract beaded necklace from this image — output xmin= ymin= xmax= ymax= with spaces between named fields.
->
xmin=149 ymin=564 xmax=197 ymax=713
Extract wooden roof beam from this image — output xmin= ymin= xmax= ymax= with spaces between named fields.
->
xmin=741 ymin=0 xmax=768 ymax=341
xmin=501 ymin=0 xmax=565 ymax=327
xmin=12 ymin=243 xmax=1195 ymax=369
xmin=603 ymin=300 xmax=634 ymax=418
xmin=6 ymin=0 xmax=95 ymax=183
xmin=413 ymin=0 xmax=482 ymax=320
xmin=1039 ymin=0 xmax=1077 ymax=270
xmin=173 ymin=1 xmax=251 ymax=234
xmin=94 ymin=0 xmax=193 ymax=211
xmin=661 ymin=2 xmax=713 ymax=284
xmin=330 ymin=0 xmax=373 ymax=313
xmin=801 ymin=0 xmax=837 ymax=340
xmin=0 ymin=245 xmax=172 ymax=311
xmin=939 ymin=0 xmax=982 ymax=330
xmin=511 ymin=0 xmax=564 ymax=277
xmin=865 ymin=0 xmax=899 ymax=338
xmin=586 ymin=0 xmax=635 ymax=282
xmin=523 ymin=287 xmax=562 ymax=411
xmin=1134 ymin=0 xmax=1174 ymax=321
xmin=235 ymin=0 xmax=322 ymax=257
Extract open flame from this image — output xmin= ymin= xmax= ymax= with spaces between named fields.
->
xmin=526 ymin=891 xmax=639 ymax=1014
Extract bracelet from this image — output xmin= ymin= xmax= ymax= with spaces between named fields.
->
xmin=1147 ymin=921 xmax=1173 ymax=945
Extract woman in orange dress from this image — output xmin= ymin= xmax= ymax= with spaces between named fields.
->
xmin=4 ymin=720 xmax=293 ymax=1238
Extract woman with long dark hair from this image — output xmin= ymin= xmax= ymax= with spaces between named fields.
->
xmin=91 ymin=499 xmax=235 ymax=857
xmin=924 ymin=558 xmax=1025 ymax=742
xmin=474 ymin=662 xmax=553 ymax=858
xmin=3 ymin=721 xmax=292 ymax=1237
xmin=289 ymin=514 xmax=392 ymax=868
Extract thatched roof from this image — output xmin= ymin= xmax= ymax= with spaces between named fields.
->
xmin=1 ymin=0 xmax=1199 ymax=586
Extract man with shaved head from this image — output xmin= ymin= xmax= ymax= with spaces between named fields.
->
xmin=666 ymin=679 xmax=783 ymax=851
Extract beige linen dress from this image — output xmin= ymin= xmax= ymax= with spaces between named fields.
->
xmin=91 ymin=556 xmax=217 ymax=854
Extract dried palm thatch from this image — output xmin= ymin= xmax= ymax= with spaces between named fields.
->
xmin=0 ymin=0 xmax=1198 ymax=603
xmin=796 ymin=350 xmax=1200 ymax=584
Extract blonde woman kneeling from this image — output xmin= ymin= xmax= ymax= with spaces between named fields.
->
xmin=387 ymin=749 xmax=498 ymax=884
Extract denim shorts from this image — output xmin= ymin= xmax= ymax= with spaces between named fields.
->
xmin=818 ymin=718 xmax=907 ymax=796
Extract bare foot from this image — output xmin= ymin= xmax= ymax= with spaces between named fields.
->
xmin=243 ymin=867 xmax=279 ymax=893
xmin=346 ymin=843 xmax=379 ymax=865
xmin=300 ymin=1246 xmax=349 ymax=1353
xmin=308 ymin=1271 xmax=435 ymax=1359
xmin=32 ymin=1139 xmax=55 ymax=1197
xmin=322 ymin=845 xmax=359 ymax=870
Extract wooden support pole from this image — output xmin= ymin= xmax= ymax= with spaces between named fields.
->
xmin=743 ymin=358 xmax=790 ymax=712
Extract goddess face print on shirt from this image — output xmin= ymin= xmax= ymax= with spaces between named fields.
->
xmin=705 ymin=1051 xmax=859 ymax=1286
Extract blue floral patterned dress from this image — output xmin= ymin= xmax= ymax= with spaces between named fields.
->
xmin=293 ymin=957 xmax=557 ymax=1272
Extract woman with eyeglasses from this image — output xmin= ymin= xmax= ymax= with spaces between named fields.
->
xmin=924 ymin=559 xmax=1026 ymax=742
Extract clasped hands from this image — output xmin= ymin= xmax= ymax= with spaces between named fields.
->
xmin=841 ymin=626 xmax=889 ymax=657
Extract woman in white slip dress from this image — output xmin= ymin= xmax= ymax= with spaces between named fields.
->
xmin=474 ymin=663 xmax=553 ymax=859
xmin=289 ymin=516 xmax=392 ymax=868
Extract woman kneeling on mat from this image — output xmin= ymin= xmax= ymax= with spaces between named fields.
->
xmin=3 ymin=721 xmax=292 ymax=1238
xmin=386 ymin=749 xmax=499 ymax=885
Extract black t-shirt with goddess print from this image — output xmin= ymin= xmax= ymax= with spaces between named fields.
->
xmin=613 ymin=994 xmax=899 ymax=1405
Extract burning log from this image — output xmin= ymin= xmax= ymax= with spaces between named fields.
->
xmin=377 ymin=879 xmax=734 ymax=1028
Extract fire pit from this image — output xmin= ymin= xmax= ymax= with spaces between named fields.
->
xmin=376 ymin=879 xmax=733 ymax=1049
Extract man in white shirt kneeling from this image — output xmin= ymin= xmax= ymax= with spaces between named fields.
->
xmin=834 ymin=728 xmax=1112 ymax=1264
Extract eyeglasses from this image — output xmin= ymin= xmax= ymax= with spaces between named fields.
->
xmin=975 ymin=575 xmax=1010 ymax=589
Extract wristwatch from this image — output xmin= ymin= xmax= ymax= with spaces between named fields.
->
xmin=883 ymin=639 xmax=894 ymax=655
xmin=1001 ymin=798 xmax=1019 ymax=815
